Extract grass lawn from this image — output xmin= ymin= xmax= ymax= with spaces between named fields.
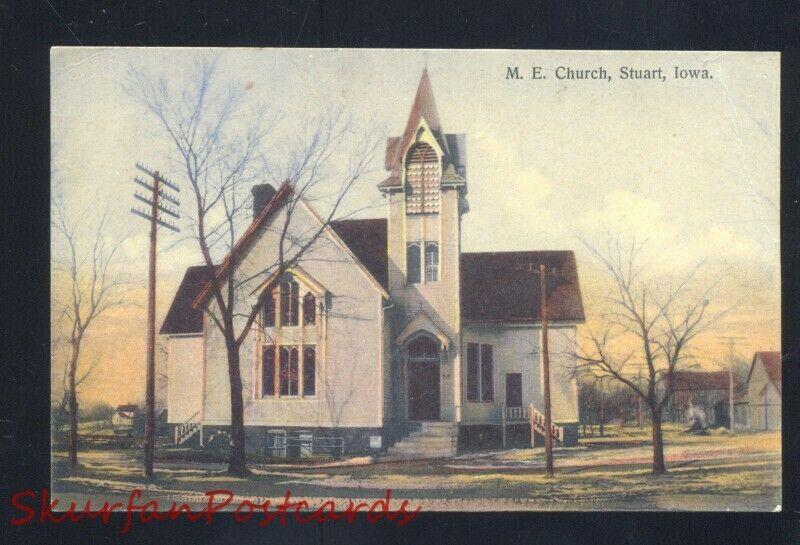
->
xmin=51 ymin=424 xmax=781 ymax=511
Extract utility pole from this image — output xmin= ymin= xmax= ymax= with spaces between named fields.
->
xmin=729 ymin=365 xmax=734 ymax=430
xmin=600 ymin=378 xmax=607 ymax=435
xmin=716 ymin=335 xmax=744 ymax=430
xmin=131 ymin=163 xmax=180 ymax=479
xmin=538 ymin=264 xmax=555 ymax=477
xmin=515 ymin=262 xmax=566 ymax=477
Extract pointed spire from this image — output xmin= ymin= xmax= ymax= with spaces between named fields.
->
xmin=379 ymin=69 xmax=451 ymax=186
xmin=407 ymin=68 xmax=441 ymax=133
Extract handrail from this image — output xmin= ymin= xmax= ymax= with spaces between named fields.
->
xmin=529 ymin=403 xmax=564 ymax=442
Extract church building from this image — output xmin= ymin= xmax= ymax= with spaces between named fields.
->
xmin=160 ymin=70 xmax=585 ymax=458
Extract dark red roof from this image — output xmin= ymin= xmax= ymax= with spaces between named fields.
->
xmin=330 ymin=219 xmax=388 ymax=289
xmin=160 ymin=265 xmax=215 ymax=334
xmin=748 ymin=351 xmax=782 ymax=391
xmin=668 ymin=370 xmax=730 ymax=391
xmin=162 ymin=219 xmax=586 ymax=334
xmin=460 ymin=251 xmax=585 ymax=323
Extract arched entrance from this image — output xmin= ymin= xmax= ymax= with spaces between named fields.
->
xmin=406 ymin=335 xmax=441 ymax=421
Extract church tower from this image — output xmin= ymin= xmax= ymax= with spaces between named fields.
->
xmin=379 ymin=69 xmax=467 ymax=423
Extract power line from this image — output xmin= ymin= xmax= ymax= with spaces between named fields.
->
xmin=129 ymin=163 xmax=180 ymax=480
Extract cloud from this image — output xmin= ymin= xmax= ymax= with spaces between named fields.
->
xmin=578 ymin=189 xmax=676 ymax=248
xmin=462 ymin=130 xmax=556 ymax=251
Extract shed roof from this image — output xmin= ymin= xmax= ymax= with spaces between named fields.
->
xmin=748 ymin=351 xmax=782 ymax=392
xmin=668 ymin=370 xmax=730 ymax=392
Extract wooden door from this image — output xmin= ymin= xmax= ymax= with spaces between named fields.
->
xmin=408 ymin=360 xmax=440 ymax=420
xmin=506 ymin=373 xmax=522 ymax=408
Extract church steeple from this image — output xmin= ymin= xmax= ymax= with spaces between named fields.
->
xmin=381 ymin=68 xmax=467 ymax=424
xmin=379 ymin=69 xmax=463 ymax=192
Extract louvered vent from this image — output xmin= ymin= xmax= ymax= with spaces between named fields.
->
xmin=405 ymin=143 xmax=440 ymax=214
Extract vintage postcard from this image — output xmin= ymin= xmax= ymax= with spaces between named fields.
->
xmin=47 ymin=48 xmax=780 ymax=517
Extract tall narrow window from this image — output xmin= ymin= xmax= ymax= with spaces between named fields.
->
xmin=303 ymin=292 xmax=316 ymax=325
xmin=280 ymin=280 xmax=299 ymax=326
xmin=303 ymin=346 xmax=316 ymax=396
xmin=467 ymin=342 xmax=494 ymax=402
xmin=262 ymin=290 xmax=276 ymax=327
xmin=279 ymin=346 xmax=299 ymax=396
xmin=405 ymin=142 xmax=440 ymax=214
xmin=407 ymin=243 xmax=421 ymax=284
xmin=467 ymin=342 xmax=480 ymax=402
xmin=480 ymin=344 xmax=494 ymax=402
xmin=424 ymin=242 xmax=439 ymax=282
xmin=262 ymin=345 xmax=275 ymax=396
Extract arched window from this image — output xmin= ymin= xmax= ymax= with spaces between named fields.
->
xmin=406 ymin=242 xmax=421 ymax=284
xmin=262 ymin=345 xmax=276 ymax=396
xmin=424 ymin=242 xmax=439 ymax=282
xmin=262 ymin=290 xmax=276 ymax=327
xmin=279 ymin=346 xmax=299 ymax=396
xmin=280 ymin=280 xmax=299 ymax=326
xmin=303 ymin=346 xmax=316 ymax=396
xmin=407 ymin=335 xmax=440 ymax=362
xmin=303 ymin=292 xmax=316 ymax=325
xmin=405 ymin=142 xmax=440 ymax=214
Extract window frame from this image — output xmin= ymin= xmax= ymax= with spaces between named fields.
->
xmin=466 ymin=342 xmax=494 ymax=403
xmin=424 ymin=242 xmax=439 ymax=283
xmin=302 ymin=346 xmax=316 ymax=396
xmin=262 ymin=344 xmax=276 ymax=396
xmin=279 ymin=345 xmax=300 ymax=397
xmin=406 ymin=242 xmax=422 ymax=284
xmin=280 ymin=280 xmax=299 ymax=326
xmin=262 ymin=290 xmax=276 ymax=327
xmin=302 ymin=292 xmax=316 ymax=325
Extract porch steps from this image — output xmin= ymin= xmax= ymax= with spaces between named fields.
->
xmin=385 ymin=422 xmax=458 ymax=460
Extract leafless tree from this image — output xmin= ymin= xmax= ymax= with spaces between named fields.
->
xmin=569 ymin=238 xmax=726 ymax=474
xmin=52 ymin=196 xmax=130 ymax=468
xmin=127 ymin=57 xmax=380 ymax=475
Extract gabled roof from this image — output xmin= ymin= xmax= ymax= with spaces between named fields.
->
xmin=192 ymin=182 xmax=293 ymax=308
xmin=116 ymin=404 xmax=138 ymax=413
xmin=160 ymin=265 xmax=216 ymax=335
xmin=190 ymin=182 xmax=389 ymax=311
xmin=329 ymin=218 xmax=388 ymax=290
xmin=460 ymin=251 xmax=585 ymax=323
xmin=748 ymin=351 xmax=782 ymax=392
xmin=667 ymin=370 xmax=730 ymax=392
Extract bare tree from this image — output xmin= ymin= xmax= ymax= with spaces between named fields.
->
xmin=570 ymin=239 xmax=725 ymax=474
xmin=127 ymin=57 xmax=380 ymax=476
xmin=52 ymin=196 xmax=130 ymax=468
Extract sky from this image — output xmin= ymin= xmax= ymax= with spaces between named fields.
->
xmin=50 ymin=48 xmax=780 ymax=407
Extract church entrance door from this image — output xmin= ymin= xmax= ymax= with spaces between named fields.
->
xmin=406 ymin=336 xmax=441 ymax=421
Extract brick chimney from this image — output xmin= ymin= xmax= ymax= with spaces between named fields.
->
xmin=251 ymin=184 xmax=276 ymax=221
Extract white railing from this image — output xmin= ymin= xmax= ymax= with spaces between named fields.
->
xmin=174 ymin=411 xmax=202 ymax=445
xmin=530 ymin=404 xmax=564 ymax=443
xmin=504 ymin=405 xmax=530 ymax=422
xmin=501 ymin=405 xmax=530 ymax=447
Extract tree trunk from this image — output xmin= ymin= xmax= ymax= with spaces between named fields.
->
xmin=226 ymin=342 xmax=249 ymax=476
xmin=650 ymin=409 xmax=667 ymax=474
xmin=67 ymin=347 xmax=79 ymax=467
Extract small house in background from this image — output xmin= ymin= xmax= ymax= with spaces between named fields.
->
xmin=112 ymin=404 xmax=139 ymax=436
xmin=666 ymin=370 xmax=733 ymax=428
xmin=746 ymin=351 xmax=781 ymax=431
